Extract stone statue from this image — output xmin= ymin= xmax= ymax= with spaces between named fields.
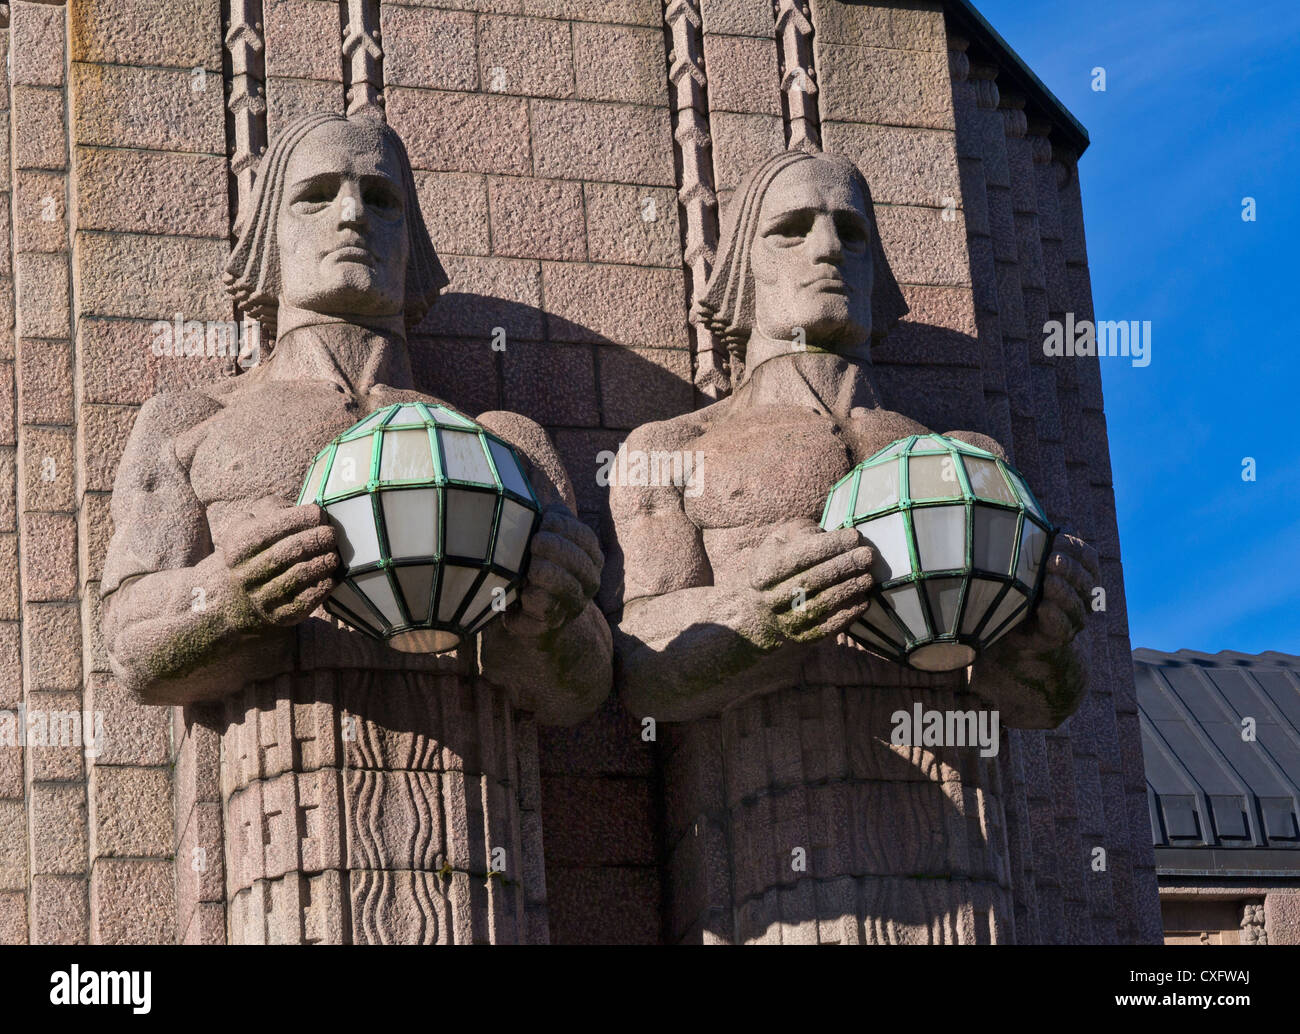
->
xmin=610 ymin=149 xmax=1098 ymax=943
xmin=101 ymin=112 xmax=612 ymax=943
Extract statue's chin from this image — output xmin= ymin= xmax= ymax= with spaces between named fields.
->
xmin=283 ymin=280 xmax=405 ymax=320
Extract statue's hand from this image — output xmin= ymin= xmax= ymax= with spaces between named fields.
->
xmin=217 ymin=503 xmax=341 ymax=631
xmin=502 ymin=503 xmax=602 ymax=638
xmin=999 ymin=531 xmax=1097 ymax=655
xmin=746 ymin=518 xmax=875 ymax=645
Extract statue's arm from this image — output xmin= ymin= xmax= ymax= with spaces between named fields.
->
xmin=612 ymin=422 xmax=874 ymax=722
xmin=942 ymin=429 xmax=1097 ymax=728
xmin=101 ymin=394 xmax=334 ymax=705
xmin=474 ymin=410 xmax=612 ymax=726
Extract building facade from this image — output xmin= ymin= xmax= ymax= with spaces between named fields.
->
xmin=0 ymin=0 xmax=1161 ymax=944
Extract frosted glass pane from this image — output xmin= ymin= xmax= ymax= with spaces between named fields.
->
xmin=1016 ymin=521 xmax=1048 ymax=588
xmin=469 ymin=589 xmax=517 ymax=633
xmin=821 ymin=476 xmax=854 ymax=530
xmin=908 ymin=454 xmax=962 ymax=500
xmin=437 ymin=565 xmax=481 ymax=621
xmin=380 ymin=429 xmax=435 ymax=483
xmin=323 ymin=437 xmax=373 ymax=497
xmin=381 ymin=488 xmax=438 ymax=559
xmin=438 ymin=429 xmax=494 ymax=484
xmin=871 ymin=439 xmax=909 ymax=461
xmin=445 ymin=489 xmax=497 ymax=560
xmin=925 ymin=577 xmax=965 ymax=634
xmin=883 ymin=586 xmax=928 ymax=640
xmin=354 ymin=570 xmax=404 ymax=626
xmin=853 ymin=462 xmax=900 ymax=517
xmin=982 ymin=587 xmax=1027 ymax=641
xmin=973 ymin=506 xmax=1018 ymax=575
xmin=862 ymin=599 xmax=906 ymax=645
xmin=350 ymin=409 xmax=387 ymax=434
xmin=327 ymin=495 xmax=381 ymax=569
xmin=488 ymin=438 xmax=533 ymax=500
xmin=431 ymin=405 xmax=474 ymax=428
xmin=331 ymin=581 xmax=384 ymax=635
xmin=848 ymin=620 xmax=896 ymax=655
xmin=960 ymin=578 xmax=1005 ymax=635
xmin=493 ymin=498 xmax=534 ymax=573
xmin=913 ymin=435 xmax=950 ymax=451
xmin=855 ymin=512 xmax=911 ymax=581
xmin=385 ymin=403 xmax=426 ymax=426
xmin=914 ymin=505 xmax=966 ymax=572
xmin=963 ymin=457 xmax=1016 ymax=504
xmin=1006 ymin=469 xmax=1045 ymax=519
xmin=395 ymin=564 xmax=436 ymax=625
xmin=300 ymin=453 xmax=328 ymax=504
xmin=462 ymin=573 xmax=511 ymax=628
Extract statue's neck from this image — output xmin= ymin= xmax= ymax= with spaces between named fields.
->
xmin=268 ymin=303 xmax=413 ymax=394
xmin=737 ymin=330 xmax=879 ymax=418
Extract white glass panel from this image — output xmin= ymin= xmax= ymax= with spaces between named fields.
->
xmin=353 ymin=570 xmax=404 ymax=627
xmin=972 ymin=506 xmax=1018 ymax=575
xmin=493 ymin=498 xmax=535 ymax=573
xmin=848 ymin=620 xmax=897 ymax=655
xmin=438 ymin=429 xmax=495 ymax=485
xmin=300 ymin=453 xmax=328 ymax=504
xmin=431 ymin=405 xmax=475 ymax=428
xmin=870 ymin=439 xmax=909 ymax=461
xmin=883 ymin=586 xmax=928 ymax=640
xmin=326 ymin=495 xmax=381 ymax=569
xmin=862 ymin=600 xmax=906 ymax=646
xmin=380 ymin=429 xmax=435 ymax=483
xmin=914 ymin=505 xmax=967 ymax=572
xmin=1015 ymin=520 xmax=1048 ymax=588
xmin=853 ymin=462 xmax=900 ymax=517
xmin=323 ymin=437 xmax=374 ymax=498
xmin=349 ymin=409 xmax=387 ymax=434
xmin=821 ymin=476 xmax=854 ymax=530
xmin=981 ymin=587 xmax=1027 ymax=642
xmin=469 ymin=589 xmax=517 ymax=634
xmin=381 ymin=488 xmax=438 ymax=559
xmin=909 ymin=642 xmax=976 ymax=672
xmin=330 ymin=581 xmax=384 ymax=635
xmin=389 ymin=627 xmax=460 ymax=654
xmin=963 ymin=457 xmax=1016 ymax=504
xmin=444 ymin=488 xmax=497 ymax=560
xmin=925 ymin=577 xmax=965 ymax=635
xmin=462 ymin=573 xmax=511 ymax=628
xmin=1006 ymin=469 xmax=1045 ymax=519
xmin=908 ymin=454 xmax=962 ymax=500
xmin=487 ymin=438 xmax=533 ymax=500
xmin=855 ymin=511 xmax=911 ymax=581
xmin=395 ymin=564 xmax=436 ymax=625
xmin=385 ymin=403 xmax=427 ymax=426
xmin=960 ymin=577 xmax=1005 ymax=635
xmin=437 ymin=565 xmax=482 ymax=622
xmin=912 ymin=435 xmax=950 ymax=452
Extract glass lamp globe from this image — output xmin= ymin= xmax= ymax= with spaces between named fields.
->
xmin=819 ymin=434 xmax=1055 ymax=672
xmin=298 ymin=402 xmax=542 ymax=654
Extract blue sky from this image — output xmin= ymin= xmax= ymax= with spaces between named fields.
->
xmin=975 ymin=0 xmax=1300 ymax=655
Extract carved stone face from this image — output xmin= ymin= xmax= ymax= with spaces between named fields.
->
xmin=276 ymin=119 xmax=410 ymax=318
xmin=750 ymin=158 xmax=873 ymax=349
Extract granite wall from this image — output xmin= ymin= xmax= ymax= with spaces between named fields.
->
xmin=0 ymin=0 xmax=1160 ymax=943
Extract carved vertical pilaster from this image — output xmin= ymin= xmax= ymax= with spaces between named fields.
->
xmin=225 ymin=0 xmax=267 ymax=231
xmin=342 ymin=0 xmax=383 ymax=119
xmin=663 ymin=0 xmax=725 ymax=399
xmin=773 ymin=0 xmax=819 ymax=151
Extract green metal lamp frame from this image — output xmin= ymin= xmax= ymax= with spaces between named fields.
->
xmin=297 ymin=402 xmax=542 ymax=648
xmin=820 ymin=433 xmax=1057 ymax=668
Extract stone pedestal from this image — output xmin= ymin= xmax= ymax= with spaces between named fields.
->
xmin=663 ymin=646 xmax=1014 ymax=943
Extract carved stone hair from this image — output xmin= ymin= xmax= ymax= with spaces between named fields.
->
xmin=223 ymin=111 xmax=449 ymax=338
xmin=691 ymin=149 xmax=908 ymax=383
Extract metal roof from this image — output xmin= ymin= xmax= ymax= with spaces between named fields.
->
xmin=1136 ymin=648 xmax=1300 ymax=876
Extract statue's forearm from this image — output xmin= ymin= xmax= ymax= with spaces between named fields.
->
xmin=616 ymin=587 xmax=797 ymax=722
xmin=103 ymin=554 xmax=290 ymax=705
xmin=480 ymin=600 xmax=613 ymax=725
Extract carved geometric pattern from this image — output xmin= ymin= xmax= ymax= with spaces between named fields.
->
xmin=225 ymin=0 xmax=268 ymax=231
xmin=773 ymin=0 xmax=820 ymax=152
xmin=343 ymin=0 xmax=384 ymax=119
xmin=663 ymin=0 xmax=726 ymax=399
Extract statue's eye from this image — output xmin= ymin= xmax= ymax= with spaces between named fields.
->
xmin=765 ymin=211 xmax=814 ymax=242
xmin=291 ymin=183 xmax=336 ymax=210
xmin=363 ymin=184 xmax=401 ymax=214
xmin=836 ymin=215 xmax=869 ymax=249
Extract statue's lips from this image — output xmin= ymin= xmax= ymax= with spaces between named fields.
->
xmin=327 ymin=245 xmax=376 ymax=266
xmin=803 ymin=275 xmax=849 ymax=294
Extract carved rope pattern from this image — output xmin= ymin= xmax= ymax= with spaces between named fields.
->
xmin=773 ymin=0 xmax=820 ymax=152
xmin=226 ymin=0 xmax=267 ymax=230
xmin=343 ymin=0 xmax=384 ymax=118
xmin=663 ymin=0 xmax=726 ymax=398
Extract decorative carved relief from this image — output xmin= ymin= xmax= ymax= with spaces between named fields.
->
xmin=773 ymin=0 xmax=820 ymax=151
xmin=226 ymin=0 xmax=268 ymax=230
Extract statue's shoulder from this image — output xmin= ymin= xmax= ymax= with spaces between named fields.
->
xmin=131 ymin=384 xmax=225 ymax=440
xmin=623 ymin=403 xmax=712 ymax=456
